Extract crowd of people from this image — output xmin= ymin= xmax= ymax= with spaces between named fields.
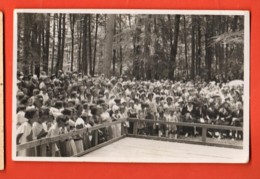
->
xmin=16 ymin=70 xmax=244 ymax=157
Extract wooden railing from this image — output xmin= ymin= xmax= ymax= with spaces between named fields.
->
xmin=16 ymin=119 xmax=127 ymax=157
xmin=16 ymin=117 xmax=243 ymax=157
xmin=127 ymin=118 xmax=243 ymax=149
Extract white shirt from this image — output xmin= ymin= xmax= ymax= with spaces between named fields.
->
xmin=101 ymin=112 xmax=111 ymax=122
xmin=32 ymin=122 xmax=43 ymax=140
xmin=75 ymin=117 xmax=85 ymax=128
xmin=17 ymin=121 xmax=32 ymax=144
xmin=16 ymin=111 xmax=27 ymax=129
xmin=40 ymin=91 xmax=49 ymax=104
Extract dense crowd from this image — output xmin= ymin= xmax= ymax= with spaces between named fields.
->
xmin=16 ymin=71 xmax=244 ymax=157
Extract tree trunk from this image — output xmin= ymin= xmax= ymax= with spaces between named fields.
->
xmin=78 ymin=20 xmax=82 ymax=73
xmin=133 ymin=17 xmax=141 ymax=80
xmin=23 ymin=14 xmax=31 ymax=75
xmin=93 ymin=14 xmax=99 ymax=76
xmin=113 ymin=49 xmax=116 ymax=75
xmin=82 ymin=15 xmax=88 ymax=76
xmin=183 ymin=16 xmax=189 ymax=79
xmin=51 ymin=14 xmax=56 ymax=75
xmin=60 ymin=14 xmax=66 ymax=72
xmin=43 ymin=14 xmax=50 ymax=75
xmin=112 ymin=18 xmax=117 ymax=76
xmin=55 ymin=13 xmax=62 ymax=76
xmin=196 ymin=16 xmax=201 ymax=76
xmin=35 ymin=16 xmax=42 ymax=77
xmin=191 ymin=16 xmax=196 ymax=79
xmin=88 ymin=15 xmax=92 ymax=76
xmin=69 ymin=14 xmax=75 ymax=72
xmin=103 ymin=14 xmax=116 ymax=78
xmin=144 ymin=15 xmax=152 ymax=80
xmin=205 ymin=16 xmax=214 ymax=81
xmin=232 ymin=16 xmax=238 ymax=32
xmin=172 ymin=15 xmax=180 ymax=81
xmin=119 ymin=14 xmax=123 ymax=76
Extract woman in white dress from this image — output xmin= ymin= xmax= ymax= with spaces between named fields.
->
xmin=111 ymin=106 xmax=121 ymax=138
xmin=17 ymin=108 xmax=38 ymax=157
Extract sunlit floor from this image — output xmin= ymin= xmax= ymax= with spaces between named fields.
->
xmin=81 ymin=137 xmax=247 ymax=163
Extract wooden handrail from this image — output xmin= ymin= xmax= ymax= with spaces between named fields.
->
xmin=17 ymin=117 xmax=243 ymax=154
xmin=128 ymin=118 xmax=243 ymax=131
xmin=17 ymin=127 xmax=88 ymax=151
xmin=128 ymin=117 xmax=243 ymax=149
xmin=17 ymin=119 xmax=127 ymax=152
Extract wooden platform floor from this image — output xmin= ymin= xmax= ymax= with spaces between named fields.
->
xmin=81 ymin=137 xmax=247 ymax=163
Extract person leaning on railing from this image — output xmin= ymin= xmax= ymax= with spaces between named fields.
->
xmin=16 ymin=108 xmax=38 ymax=157
xmin=231 ymin=101 xmax=243 ymax=140
xmin=216 ymin=101 xmax=232 ymax=139
xmin=157 ymin=106 xmax=166 ymax=137
xmin=45 ymin=114 xmax=66 ymax=157
xmin=74 ymin=104 xmax=85 ymax=154
xmin=145 ymin=105 xmax=155 ymax=136
xmin=182 ymin=98 xmax=197 ymax=137
xmin=32 ymin=107 xmax=48 ymax=156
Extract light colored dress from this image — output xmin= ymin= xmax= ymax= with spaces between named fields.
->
xmin=74 ymin=117 xmax=85 ymax=154
xmin=112 ymin=114 xmax=121 ymax=138
xmin=32 ymin=121 xmax=47 ymax=156
xmin=46 ymin=123 xmax=60 ymax=157
xmin=17 ymin=121 xmax=33 ymax=157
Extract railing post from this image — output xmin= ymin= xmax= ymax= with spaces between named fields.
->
xmin=133 ymin=119 xmax=137 ymax=135
xmin=202 ymin=127 xmax=207 ymax=143
xmin=94 ymin=130 xmax=98 ymax=146
xmin=121 ymin=122 xmax=125 ymax=136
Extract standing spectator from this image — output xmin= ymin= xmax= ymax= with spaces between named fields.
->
xmin=17 ymin=108 xmax=38 ymax=156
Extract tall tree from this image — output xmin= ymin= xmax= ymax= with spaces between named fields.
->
xmin=55 ymin=13 xmax=62 ymax=76
xmin=60 ymin=14 xmax=66 ymax=72
xmin=112 ymin=17 xmax=117 ymax=76
xmin=93 ymin=14 xmax=99 ymax=75
xmin=69 ymin=14 xmax=76 ymax=72
xmin=168 ymin=15 xmax=181 ymax=80
xmin=43 ymin=14 xmax=50 ymax=74
xmin=88 ymin=15 xmax=93 ymax=76
xmin=144 ymin=15 xmax=152 ymax=80
xmin=51 ymin=14 xmax=56 ymax=75
xmin=22 ymin=14 xmax=32 ymax=74
xmin=119 ymin=14 xmax=123 ymax=76
xmin=191 ymin=16 xmax=196 ymax=79
xmin=77 ymin=19 xmax=83 ymax=73
xmin=103 ymin=14 xmax=116 ymax=78
xmin=183 ymin=15 xmax=189 ymax=78
xmin=205 ymin=16 xmax=214 ymax=81
xmin=82 ymin=14 xmax=88 ymax=76
xmin=196 ymin=16 xmax=202 ymax=76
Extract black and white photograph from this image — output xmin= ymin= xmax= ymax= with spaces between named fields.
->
xmin=13 ymin=9 xmax=250 ymax=162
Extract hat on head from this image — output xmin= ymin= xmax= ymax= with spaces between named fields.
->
xmin=62 ymin=108 xmax=72 ymax=116
xmin=16 ymin=91 xmax=24 ymax=97
xmin=112 ymin=105 xmax=119 ymax=112
xmin=32 ymin=75 xmax=38 ymax=80
xmin=114 ymin=97 xmax=121 ymax=103
xmin=166 ymin=96 xmax=173 ymax=101
xmin=178 ymin=98 xmax=184 ymax=103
